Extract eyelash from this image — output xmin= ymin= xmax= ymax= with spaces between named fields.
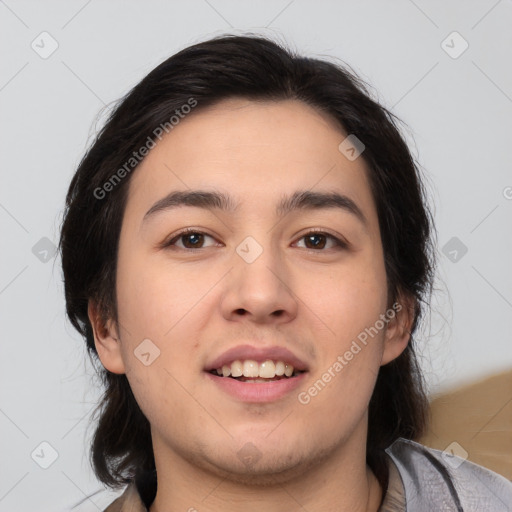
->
xmin=162 ymin=228 xmax=348 ymax=252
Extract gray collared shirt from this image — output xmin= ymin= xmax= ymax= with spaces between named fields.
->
xmin=380 ymin=438 xmax=512 ymax=511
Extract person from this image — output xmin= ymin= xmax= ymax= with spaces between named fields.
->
xmin=60 ymin=34 xmax=512 ymax=512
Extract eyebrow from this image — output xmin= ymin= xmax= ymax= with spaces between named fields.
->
xmin=143 ymin=189 xmax=367 ymax=227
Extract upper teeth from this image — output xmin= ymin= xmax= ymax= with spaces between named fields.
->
xmin=216 ymin=360 xmax=296 ymax=378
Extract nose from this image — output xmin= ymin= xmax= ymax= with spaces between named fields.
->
xmin=220 ymin=243 xmax=299 ymax=325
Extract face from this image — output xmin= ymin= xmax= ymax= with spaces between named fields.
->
xmin=91 ymin=98 xmax=410 ymax=483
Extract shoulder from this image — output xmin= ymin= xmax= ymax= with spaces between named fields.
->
xmin=101 ymin=483 xmax=146 ymax=512
xmin=65 ymin=483 xmax=144 ymax=512
xmin=59 ymin=486 xmax=132 ymax=512
xmin=385 ymin=438 xmax=512 ymax=511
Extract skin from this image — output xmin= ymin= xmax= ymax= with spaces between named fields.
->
xmin=89 ymin=98 xmax=414 ymax=512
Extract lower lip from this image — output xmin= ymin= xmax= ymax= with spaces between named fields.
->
xmin=205 ymin=372 xmax=307 ymax=402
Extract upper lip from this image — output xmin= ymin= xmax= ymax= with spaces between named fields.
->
xmin=205 ymin=344 xmax=309 ymax=372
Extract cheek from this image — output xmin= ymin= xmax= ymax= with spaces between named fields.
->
xmin=304 ymin=257 xmax=388 ymax=342
xmin=116 ymin=249 xmax=209 ymax=339
xmin=113 ymin=252 xmax=205 ymax=410
xmin=295 ymin=252 xmax=388 ymax=409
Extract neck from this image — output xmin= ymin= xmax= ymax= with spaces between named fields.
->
xmin=149 ymin=427 xmax=383 ymax=512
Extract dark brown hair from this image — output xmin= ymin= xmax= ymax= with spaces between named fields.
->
xmin=59 ymin=34 xmax=435 ymax=493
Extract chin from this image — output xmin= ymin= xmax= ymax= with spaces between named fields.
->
xmin=191 ymin=440 xmax=336 ymax=486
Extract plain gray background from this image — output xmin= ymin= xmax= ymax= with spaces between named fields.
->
xmin=1 ymin=1 xmax=511 ymax=511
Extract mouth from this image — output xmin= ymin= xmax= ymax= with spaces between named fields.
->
xmin=205 ymin=359 xmax=308 ymax=403
xmin=204 ymin=346 xmax=309 ymax=402
xmin=208 ymin=359 xmax=307 ymax=383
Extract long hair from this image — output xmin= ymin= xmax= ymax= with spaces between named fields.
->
xmin=59 ymin=34 xmax=435 ymax=492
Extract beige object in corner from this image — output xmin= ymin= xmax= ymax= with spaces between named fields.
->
xmin=420 ymin=369 xmax=512 ymax=481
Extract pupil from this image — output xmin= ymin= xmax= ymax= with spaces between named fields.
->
xmin=306 ymin=234 xmax=325 ymax=249
xmin=184 ymin=233 xmax=202 ymax=248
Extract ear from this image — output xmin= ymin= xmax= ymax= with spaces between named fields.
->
xmin=88 ymin=300 xmax=126 ymax=374
xmin=380 ymin=293 xmax=416 ymax=366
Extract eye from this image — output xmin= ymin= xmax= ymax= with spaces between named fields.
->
xmin=164 ymin=229 xmax=219 ymax=250
xmin=294 ymin=231 xmax=347 ymax=251
xmin=162 ymin=229 xmax=347 ymax=251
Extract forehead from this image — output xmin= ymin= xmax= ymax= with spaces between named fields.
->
xmin=124 ymin=98 xmax=377 ymax=228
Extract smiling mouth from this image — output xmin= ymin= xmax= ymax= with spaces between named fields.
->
xmin=208 ymin=359 xmax=306 ymax=383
